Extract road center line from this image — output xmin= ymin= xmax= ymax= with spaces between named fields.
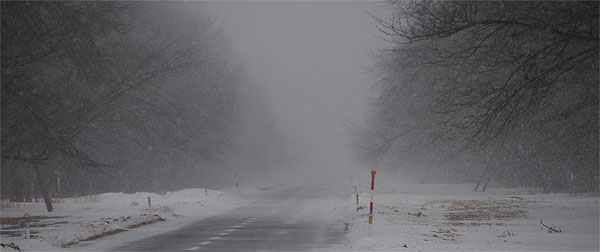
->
xmin=187 ymin=247 xmax=199 ymax=250
xmin=199 ymin=241 xmax=211 ymax=245
xmin=219 ymin=232 xmax=228 ymax=236
xmin=209 ymin=236 xmax=221 ymax=240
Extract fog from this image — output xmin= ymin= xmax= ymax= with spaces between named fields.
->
xmin=3 ymin=1 xmax=596 ymax=205
xmin=204 ymin=1 xmax=389 ymax=186
xmin=1 ymin=4 xmax=597 ymax=250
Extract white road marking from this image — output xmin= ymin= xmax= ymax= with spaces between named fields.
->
xmin=226 ymin=229 xmax=237 ymax=232
xmin=232 ymin=225 xmax=242 ymax=228
xmin=209 ymin=236 xmax=221 ymax=240
xmin=199 ymin=241 xmax=211 ymax=245
xmin=187 ymin=247 xmax=200 ymax=250
xmin=219 ymin=232 xmax=228 ymax=236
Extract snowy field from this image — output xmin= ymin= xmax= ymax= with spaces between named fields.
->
xmin=0 ymin=186 xmax=267 ymax=251
xmin=1 ymin=183 xmax=598 ymax=251
xmin=344 ymin=184 xmax=599 ymax=251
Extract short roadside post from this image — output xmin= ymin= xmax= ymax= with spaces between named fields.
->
xmin=354 ymin=185 xmax=359 ymax=210
xmin=368 ymin=170 xmax=376 ymax=237
xmin=147 ymin=196 xmax=152 ymax=212
xmin=24 ymin=213 xmax=30 ymax=239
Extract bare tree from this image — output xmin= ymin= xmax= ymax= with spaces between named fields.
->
xmin=373 ymin=0 xmax=598 ymax=144
xmin=359 ymin=1 xmax=598 ymax=191
xmin=1 ymin=2 xmax=243 ymax=210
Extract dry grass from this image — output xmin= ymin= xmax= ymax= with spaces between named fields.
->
xmin=429 ymin=199 xmax=527 ymax=226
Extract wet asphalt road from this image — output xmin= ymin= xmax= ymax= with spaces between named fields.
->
xmin=112 ymin=187 xmax=347 ymax=251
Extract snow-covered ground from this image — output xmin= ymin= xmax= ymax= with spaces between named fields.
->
xmin=2 ymin=183 xmax=598 ymax=251
xmin=344 ymin=184 xmax=599 ymax=251
xmin=0 ymin=186 xmax=267 ymax=251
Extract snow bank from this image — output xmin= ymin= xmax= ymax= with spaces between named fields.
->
xmin=0 ymin=186 xmax=264 ymax=251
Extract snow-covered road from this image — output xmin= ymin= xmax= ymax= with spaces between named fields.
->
xmin=110 ymin=187 xmax=348 ymax=251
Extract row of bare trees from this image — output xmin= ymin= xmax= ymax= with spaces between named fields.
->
xmin=356 ymin=1 xmax=598 ymax=192
xmin=1 ymin=2 xmax=274 ymax=211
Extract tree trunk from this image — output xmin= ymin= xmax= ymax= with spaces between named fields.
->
xmin=473 ymin=173 xmax=484 ymax=191
xmin=33 ymin=165 xmax=53 ymax=212
xmin=481 ymin=176 xmax=491 ymax=192
xmin=472 ymin=181 xmax=480 ymax=191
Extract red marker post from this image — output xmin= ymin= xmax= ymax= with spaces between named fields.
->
xmin=368 ymin=170 xmax=376 ymax=236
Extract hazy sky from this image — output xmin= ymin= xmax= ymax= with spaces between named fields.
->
xmin=204 ymin=1 xmax=390 ymax=173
